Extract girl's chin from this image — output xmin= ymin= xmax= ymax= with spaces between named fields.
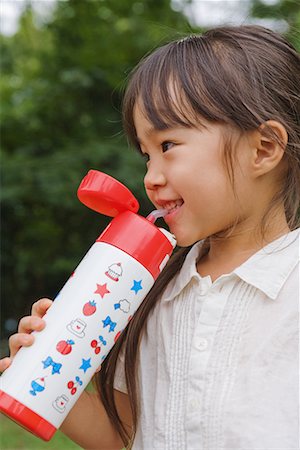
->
xmin=164 ymin=208 xmax=189 ymax=246
xmin=165 ymin=224 xmax=198 ymax=248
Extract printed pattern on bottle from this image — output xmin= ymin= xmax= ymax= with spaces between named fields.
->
xmin=12 ymin=243 xmax=154 ymax=429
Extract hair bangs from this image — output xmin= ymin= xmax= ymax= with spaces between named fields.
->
xmin=122 ymin=39 xmax=227 ymax=149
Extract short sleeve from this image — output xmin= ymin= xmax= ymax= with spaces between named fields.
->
xmin=113 ymin=345 xmax=128 ymax=394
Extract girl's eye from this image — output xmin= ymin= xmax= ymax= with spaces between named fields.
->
xmin=161 ymin=141 xmax=174 ymax=152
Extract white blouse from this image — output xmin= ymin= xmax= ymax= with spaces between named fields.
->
xmin=114 ymin=229 xmax=300 ymax=450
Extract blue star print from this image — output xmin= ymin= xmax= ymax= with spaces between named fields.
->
xmin=79 ymin=358 xmax=92 ymax=373
xmin=131 ymin=279 xmax=143 ymax=295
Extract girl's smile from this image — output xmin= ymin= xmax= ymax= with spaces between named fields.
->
xmin=156 ymin=199 xmax=184 ymax=223
xmin=134 ymin=103 xmax=248 ymax=246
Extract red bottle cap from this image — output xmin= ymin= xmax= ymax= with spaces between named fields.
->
xmin=77 ymin=170 xmax=139 ymax=217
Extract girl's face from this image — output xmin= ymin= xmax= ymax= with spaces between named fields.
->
xmin=134 ymin=103 xmax=258 ymax=247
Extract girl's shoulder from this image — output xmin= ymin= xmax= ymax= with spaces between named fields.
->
xmin=234 ymin=228 xmax=299 ymax=300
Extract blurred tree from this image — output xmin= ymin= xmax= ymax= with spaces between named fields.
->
xmin=251 ymin=0 xmax=300 ymax=49
xmin=2 ymin=0 xmax=299 ymax=341
xmin=0 ymin=0 xmax=194 ymax=340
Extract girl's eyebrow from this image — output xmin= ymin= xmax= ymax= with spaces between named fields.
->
xmin=135 ymin=126 xmax=158 ymax=145
xmin=137 ymin=125 xmax=180 ymax=143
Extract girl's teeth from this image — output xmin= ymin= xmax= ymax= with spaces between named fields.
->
xmin=165 ymin=200 xmax=183 ymax=212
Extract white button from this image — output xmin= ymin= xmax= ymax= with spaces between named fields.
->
xmin=198 ymin=288 xmax=208 ymax=297
xmin=189 ymin=399 xmax=199 ymax=411
xmin=196 ymin=337 xmax=208 ymax=351
xmin=198 ymin=278 xmax=212 ymax=296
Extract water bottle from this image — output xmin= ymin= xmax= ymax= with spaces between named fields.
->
xmin=0 ymin=170 xmax=176 ymax=441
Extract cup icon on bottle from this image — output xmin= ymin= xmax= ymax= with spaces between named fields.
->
xmin=52 ymin=395 xmax=69 ymax=413
xmin=66 ymin=318 xmax=87 ymax=338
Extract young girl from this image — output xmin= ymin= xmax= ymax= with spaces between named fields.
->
xmin=1 ymin=25 xmax=299 ymax=449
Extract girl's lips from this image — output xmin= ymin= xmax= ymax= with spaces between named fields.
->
xmin=163 ymin=201 xmax=184 ymax=225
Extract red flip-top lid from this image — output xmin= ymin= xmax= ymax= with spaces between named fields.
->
xmin=77 ymin=170 xmax=139 ymax=217
xmin=78 ymin=170 xmax=175 ymax=279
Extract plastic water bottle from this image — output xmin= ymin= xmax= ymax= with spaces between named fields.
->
xmin=0 ymin=170 xmax=176 ymax=441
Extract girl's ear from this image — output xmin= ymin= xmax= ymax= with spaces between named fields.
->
xmin=252 ymin=120 xmax=288 ymax=177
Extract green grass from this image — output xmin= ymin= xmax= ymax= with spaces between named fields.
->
xmin=0 ymin=415 xmax=126 ymax=450
xmin=0 ymin=383 xmax=126 ymax=449
xmin=0 ymin=415 xmax=81 ymax=450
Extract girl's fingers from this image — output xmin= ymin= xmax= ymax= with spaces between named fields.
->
xmin=0 ymin=357 xmax=12 ymax=373
xmin=31 ymin=298 xmax=53 ymax=318
xmin=8 ymin=332 xmax=35 ymax=358
xmin=18 ymin=315 xmax=46 ymax=334
xmin=16 ymin=298 xmax=53 ymax=333
xmin=2 ymin=298 xmax=53 ymax=371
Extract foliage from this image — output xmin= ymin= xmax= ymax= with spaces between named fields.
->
xmin=0 ymin=0 xmax=194 ymax=341
xmin=1 ymin=0 xmax=299 ymax=343
xmin=251 ymin=0 xmax=300 ymax=49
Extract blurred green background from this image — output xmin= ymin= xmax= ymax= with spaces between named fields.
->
xmin=1 ymin=0 xmax=299 ymax=345
xmin=0 ymin=0 xmax=299 ymax=448
xmin=0 ymin=0 xmax=194 ymax=346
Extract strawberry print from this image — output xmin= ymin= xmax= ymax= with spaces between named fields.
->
xmin=83 ymin=300 xmax=97 ymax=316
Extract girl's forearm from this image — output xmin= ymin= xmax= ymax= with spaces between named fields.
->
xmin=60 ymin=389 xmax=127 ymax=450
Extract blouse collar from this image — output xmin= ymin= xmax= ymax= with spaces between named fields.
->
xmin=163 ymin=228 xmax=299 ymax=302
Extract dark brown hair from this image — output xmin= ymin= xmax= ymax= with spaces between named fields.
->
xmin=95 ymin=25 xmax=300 ymax=446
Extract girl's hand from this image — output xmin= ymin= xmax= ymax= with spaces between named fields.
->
xmin=0 ymin=298 xmax=53 ymax=373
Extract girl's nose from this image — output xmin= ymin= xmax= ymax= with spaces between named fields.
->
xmin=144 ymin=163 xmax=166 ymax=191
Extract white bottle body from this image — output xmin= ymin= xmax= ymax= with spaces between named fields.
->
xmin=0 ymin=241 xmax=154 ymax=428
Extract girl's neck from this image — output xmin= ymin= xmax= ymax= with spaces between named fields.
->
xmin=196 ymin=215 xmax=290 ymax=282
